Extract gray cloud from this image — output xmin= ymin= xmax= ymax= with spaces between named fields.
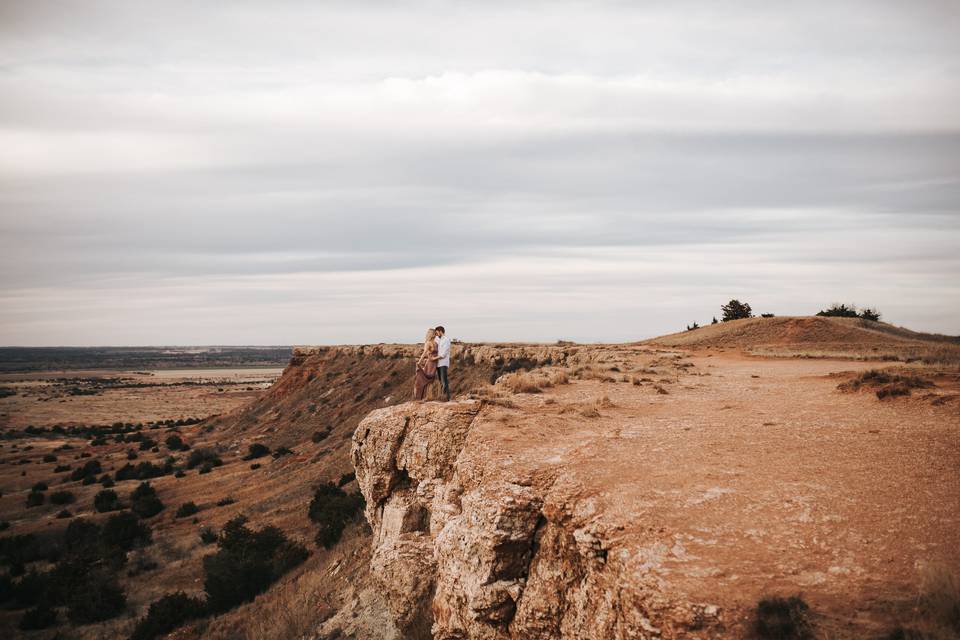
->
xmin=1 ymin=1 xmax=958 ymax=344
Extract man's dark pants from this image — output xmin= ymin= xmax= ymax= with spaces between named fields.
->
xmin=437 ymin=366 xmax=450 ymax=400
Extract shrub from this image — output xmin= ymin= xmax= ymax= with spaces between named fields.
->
xmin=199 ymin=528 xmax=217 ymax=544
xmin=272 ymin=446 xmax=293 ymax=458
xmin=115 ymin=460 xmax=173 ymax=481
xmin=25 ymin=491 xmax=45 ymax=508
xmin=308 ymin=483 xmax=366 ymax=549
xmin=66 ymin=571 xmax=126 ymax=624
xmin=139 ymin=437 xmax=157 ymax=451
xmin=202 ymin=517 xmax=308 ymax=613
xmin=860 ymin=307 xmax=881 ymax=322
xmin=165 ymin=434 xmax=187 ymax=451
xmin=176 ymin=502 xmax=200 ymax=518
xmin=19 ymin=603 xmax=58 ymax=630
xmin=42 ymin=454 xmax=57 ymax=463
xmin=721 ymin=299 xmax=753 ymax=322
xmin=50 ymin=490 xmax=75 ymax=505
xmin=312 ymin=430 xmax=330 ymax=443
xmin=686 ymin=322 xmax=699 ymax=331
xmin=64 ymin=518 xmax=102 ymax=561
xmin=216 ymin=496 xmax=235 ymax=507
xmin=130 ymin=591 xmax=207 ymax=640
xmin=82 ymin=474 xmax=98 ymax=485
xmin=754 ymin=595 xmax=812 ymax=639
xmin=817 ymin=303 xmax=858 ymax=318
xmin=174 ymin=470 xmax=186 ymax=478
xmin=130 ymin=483 xmax=165 ymax=518
xmin=760 ymin=313 xmax=775 ymax=318
xmin=127 ymin=449 xmax=139 ymax=460
xmin=101 ymin=511 xmax=151 ymax=551
xmin=94 ymin=489 xmax=121 ymax=513
xmin=244 ymin=443 xmax=271 ymax=460
xmin=187 ymin=448 xmax=222 ymax=470
xmin=250 ymin=463 xmax=261 ymax=470
xmin=56 ymin=509 xmax=73 ymax=519
xmin=337 ymin=472 xmax=356 ymax=487
xmin=54 ymin=464 xmax=71 ymax=473
xmin=70 ymin=459 xmax=102 ymax=481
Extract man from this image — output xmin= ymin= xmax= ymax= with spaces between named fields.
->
xmin=434 ymin=326 xmax=451 ymax=401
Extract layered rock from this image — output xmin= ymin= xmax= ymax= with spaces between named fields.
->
xmin=351 ymin=400 xmax=721 ymax=640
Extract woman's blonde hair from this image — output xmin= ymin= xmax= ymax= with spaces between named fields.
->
xmin=424 ymin=328 xmax=437 ymax=344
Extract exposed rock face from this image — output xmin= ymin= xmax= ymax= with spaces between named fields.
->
xmin=352 ymin=400 xmax=720 ymax=640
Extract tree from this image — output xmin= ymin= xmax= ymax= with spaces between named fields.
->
xmin=816 ymin=303 xmax=858 ymax=318
xmin=721 ymin=300 xmax=753 ymax=322
xmin=685 ymin=322 xmax=700 ymax=332
xmin=859 ymin=307 xmax=881 ymax=322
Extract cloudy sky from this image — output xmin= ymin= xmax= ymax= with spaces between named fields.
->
xmin=1 ymin=1 xmax=958 ymax=345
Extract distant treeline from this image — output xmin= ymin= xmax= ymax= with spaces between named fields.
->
xmin=0 ymin=347 xmax=292 ymax=373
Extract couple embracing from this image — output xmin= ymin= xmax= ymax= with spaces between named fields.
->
xmin=413 ymin=325 xmax=451 ymax=401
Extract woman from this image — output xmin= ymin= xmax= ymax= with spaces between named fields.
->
xmin=413 ymin=328 xmax=439 ymax=400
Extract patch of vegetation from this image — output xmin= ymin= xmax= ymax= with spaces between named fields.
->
xmin=25 ymin=491 xmax=45 ymax=508
xmin=337 ymin=472 xmax=356 ymax=487
xmin=838 ymin=369 xmax=934 ymax=399
xmin=50 ymin=490 xmax=75 ymax=505
xmin=66 ymin=570 xmax=127 ymax=624
xmin=216 ymin=496 xmax=235 ymax=507
xmin=115 ymin=460 xmax=174 ymax=481
xmin=164 ymin=434 xmax=190 ymax=451
xmin=187 ymin=448 xmax=223 ymax=470
xmin=243 ymin=443 xmax=271 ymax=460
xmin=94 ymin=489 xmax=122 ymax=512
xmin=130 ymin=482 xmax=165 ymax=518
xmin=19 ymin=602 xmax=58 ymax=630
xmin=272 ymin=446 xmax=294 ymax=458
xmin=130 ymin=591 xmax=206 ymax=640
xmin=42 ymin=454 xmax=57 ymax=463
xmin=199 ymin=528 xmax=217 ymax=545
xmin=175 ymin=502 xmax=200 ymax=518
xmin=753 ymin=595 xmax=812 ymax=639
xmin=70 ymin=459 xmax=102 ymax=481
xmin=312 ymin=428 xmax=331 ymax=443
xmin=57 ymin=509 xmax=73 ymax=519
xmin=101 ymin=511 xmax=152 ymax=551
xmin=817 ymin=303 xmax=882 ymax=321
xmin=686 ymin=322 xmax=700 ymax=331
xmin=721 ymin=299 xmax=753 ymax=322
xmin=308 ymin=483 xmax=366 ymax=549
xmin=202 ymin=516 xmax=309 ymax=613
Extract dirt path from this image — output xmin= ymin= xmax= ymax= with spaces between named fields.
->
xmin=465 ymin=349 xmax=960 ymax=636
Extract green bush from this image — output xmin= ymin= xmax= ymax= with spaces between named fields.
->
xmin=70 ymin=459 xmax=102 ymax=481
xmin=187 ymin=448 xmax=222 ymax=470
xmin=243 ymin=443 xmax=270 ymax=460
xmin=199 ymin=528 xmax=217 ymax=545
xmin=817 ymin=303 xmax=858 ymax=318
xmin=308 ymin=483 xmax=365 ymax=549
xmin=165 ymin=434 xmax=187 ymax=451
xmin=202 ymin=516 xmax=308 ymax=613
xmin=94 ymin=489 xmax=121 ymax=512
xmin=721 ymin=299 xmax=753 ymax=322
xmin=66 ymin=571 xmax=126 ymax=624
xmin=130 ymin=591 xmax=206 ymax=640
xmin=32 ymin=481 xmax=48 ymax=492
xmin=175 ymin=502 xmax=200 ymax=519
xmin=130 ymin=483 xmax=164 ymax=518
xmin=101 ymin=511 xmax=151 ymax=551
xmin=25 ymin=491 xmax=45 ymax=508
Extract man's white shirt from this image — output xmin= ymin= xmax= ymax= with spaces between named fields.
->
xmin=435 ymin=335 xmax=451 ymax=367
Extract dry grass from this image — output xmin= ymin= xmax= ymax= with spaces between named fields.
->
xmin=559 ymin=394 xmax=615 ymax=419
xmin=495 ymin=367 xmax=571 ymax=394
xmin=884 ymin=563 xmax=960 ymax=640
xmin=837 ymin=369 xmax=935 ymax=399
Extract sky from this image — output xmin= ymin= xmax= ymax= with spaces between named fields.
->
xmin=1 ymin=0 xmax=958 ymax=345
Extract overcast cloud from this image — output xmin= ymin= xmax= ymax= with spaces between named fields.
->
xmin=1 ymin=0 xmax=958 ymax=345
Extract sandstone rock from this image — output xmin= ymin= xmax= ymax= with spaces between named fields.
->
xmin=352 ymin=400 xmax=724 ymax=639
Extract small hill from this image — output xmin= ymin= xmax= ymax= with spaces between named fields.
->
xmin=647 ymin=316 xmax=960 ymax=363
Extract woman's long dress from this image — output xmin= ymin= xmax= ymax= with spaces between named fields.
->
xmin=413 ymin=343 xmax=438 ymax=400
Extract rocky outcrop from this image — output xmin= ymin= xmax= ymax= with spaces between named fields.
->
xmin=351 ymin=400 xmax=723 ymax=640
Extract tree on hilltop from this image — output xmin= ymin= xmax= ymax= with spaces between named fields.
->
xmin=721 ymin=300 xmax=753 ymax=322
